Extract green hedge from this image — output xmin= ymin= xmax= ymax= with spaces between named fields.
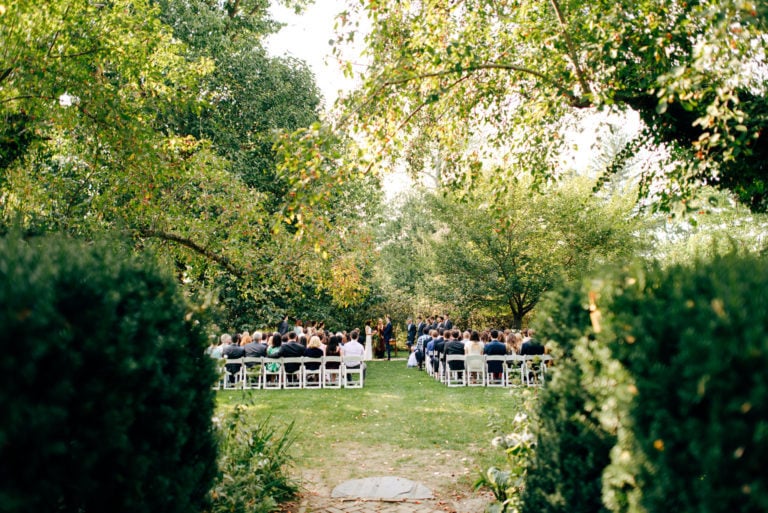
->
xmin=524 ymin=253 xmax=768 ymax=513
xmin=0 ymin=235 xmax=217 ymax=513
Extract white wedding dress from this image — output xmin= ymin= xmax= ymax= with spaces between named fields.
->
xmin=364 ymin=326 xmax=374 ymax=361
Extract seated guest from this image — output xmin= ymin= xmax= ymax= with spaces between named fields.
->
xmin=244 ymin=333 xmax=267 ymax=366
xmin=342 ymin=330 xmax=366 ymax=382
xmin=304 ymin=336 xmax=324 ymax=383
xmin=280 ymin=332 xmax=306 ymax=374
xmin=465 ymin=330 xmax=484 ymax=356
xmin=444 ymin=329 xmax=466 ymax=371
xmin=265 ymin=334 xmax=282 ymax=375
xmin=520 ymin=330 xmax=545 ymax=355
xmin=324 ymin=335 xmax=342 ymax=383
xmin=483 ymin=329 xmax=507 ymax=379
xmin=208 ymin=334 xmax=226 ymax=359
xmin=222 ymin=333 xmax=245 ymax=376
xmin=304 ymin=336 xmax=324 ymax=371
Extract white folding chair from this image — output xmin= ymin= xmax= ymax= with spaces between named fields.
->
xmin=212 ymin=358 xmax=227 ymax=390
xmin=222 ymin=357 xmax=244 ymax=390
xmin=323 ymin=356 xmax=342 ymax=388
xmin=465 ymin=354 xmax=485 ymax=386
xmin=242 ymin=357 xmax=263 ymax=390
xmin=524 ymin=354 xmax=552 ymax=386
xmin=302 ymin=356 xmax=323 ymax=388
xmin=262 ymin=357 xmax=282 ymax=389
xmin=426 ymin=350 xmax=435 ymax=377
xmin=485 ymin=355 xmax=507 ymax=387
xmin=342 ymin=355 xmax=365 ymax=388
xmin=281 ymin=357 xmax=304 ymax=389
xmin=506 ymin=355 xmax=526 ymax=388
xmin=444 ymin=354 xmax=466 ymax=387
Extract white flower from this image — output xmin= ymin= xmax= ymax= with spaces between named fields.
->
xmin=513 ymin=412 xmax=528 ymax=424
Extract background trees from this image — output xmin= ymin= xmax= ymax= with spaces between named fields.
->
xmin=377 ymin=176 xmax=641 ymax=328
xmin=1 ymin=0 xmax=379 ymax=329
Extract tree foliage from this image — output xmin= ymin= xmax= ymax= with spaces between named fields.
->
xmin=338 ymin=0 xmax=768 ymax=211
xmin=1 ymin=0 xmax=377 ymax=325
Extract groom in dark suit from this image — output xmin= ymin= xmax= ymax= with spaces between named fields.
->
xmin=383 ymin=315 xmax=393 ymax=360
xmin=406 ymin=318 xmax=417 ymax=351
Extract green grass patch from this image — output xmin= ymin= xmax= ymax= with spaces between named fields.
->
xmin=216 ymin=361 xmax=531 ymax=495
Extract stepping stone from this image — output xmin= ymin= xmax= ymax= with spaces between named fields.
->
xmin=331 ymin=476 xmax=433 ymax=500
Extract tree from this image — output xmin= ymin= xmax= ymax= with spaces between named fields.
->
xmin=427 ymin=177 xmax=639 ymax=328
xmin=1 ymin=0 xmax=377 ymax=325
xmin=337 ymin=0 xmax=767 ymax=211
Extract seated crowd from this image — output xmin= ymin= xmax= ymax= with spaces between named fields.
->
xmin=206 ymin=325 xmax=366 ymax=385
xmin=411 ymin=326 xmax=547 ymax=385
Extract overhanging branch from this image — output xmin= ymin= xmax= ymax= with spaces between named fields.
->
xmin=137 ymin=227 xmax=246 ymax=278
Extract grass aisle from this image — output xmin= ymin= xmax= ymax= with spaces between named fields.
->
xmin=216 ymin=360 xmax=530 ymax=500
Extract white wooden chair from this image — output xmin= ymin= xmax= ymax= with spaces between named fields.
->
xmin=523 ymin=354 xmax=553 ymax=386
xmin=302 ymin=356 xmax=323 ymax=389
xmin=444 ymin=354 xmax=466 ymax=387
xmin=485 ymin=355 xmax=507 ymax=387
xmin=222 ymin=357 xmax=244 ymax=390
xmin=281 ymin=357 xmax=304 ymax=389
xmin=242 ymin=357 xmax=263 ymax=390
xmin=323 ymin=356 xmax=342 ymax=388
xmin=342 ymin=355 xmax=365 ymax=388
xmin=506 ymin=355 xmax=527 ymax=387
xmin=262 ymin=356 xmax=282 ymax=389
xmin=465 ymin=354 xmax=485 ymax=386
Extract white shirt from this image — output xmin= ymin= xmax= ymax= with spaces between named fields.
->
xmin=342 ymin=340 xmax=365 ymax=366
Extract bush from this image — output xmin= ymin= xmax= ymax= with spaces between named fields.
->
xmin=523 ymin=253 xmax=768 ymax=513
xmin=521 ymin=282 xmax=624 ymax=513
xmin=604 ymin=253 xmax=768 ymax=513
xmin=0 ymin=234 xmax=218 ymax=513
xmin=208 ymin=406 xmax=298 ymax=513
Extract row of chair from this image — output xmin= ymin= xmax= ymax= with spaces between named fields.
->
xmin=214 ymin=355 xmax=365 ymax=390
xmin=425 ymin=353 xmax=553 ymax=387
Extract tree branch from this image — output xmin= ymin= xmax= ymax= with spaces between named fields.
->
xmin=137 ymin=227 xmax=246 ymax=278
xmin=549 ymin=0 xmax=591 ymax=100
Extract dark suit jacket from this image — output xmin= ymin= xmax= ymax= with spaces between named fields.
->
xmin=382 ymin=322 xmax=393 ymax=342
xmin=303 ymin=347 xmax=324 ymax=370
xmin=277 ymin=319 xmax=290 ymax=335
xmin=417 ymin=322 xmax=426 ymax=338
xmin=406 ymin=323 xmax=417 ymax=343
xmin=520 ymin=340 xmax=545 ymax=355
xmin=222 ymin=344 xmax=245 ymax=373
xmin=280 ymin=342 xmax=305 ymax=372
xmin=244 ymin=342 xmax=267 ymax=358
xmin=444 ymin=319 xmax=453 ymax=330
xmin=483 ymin=340 xmax=507 ymax=374
xmin=444 ymin=340 xmax=465 ymax=370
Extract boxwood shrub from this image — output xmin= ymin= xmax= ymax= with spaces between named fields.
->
xmin=0 ymin=234 xmax=217 ymax=513
xmin=523 ymin=253 xmax=768 ymax=513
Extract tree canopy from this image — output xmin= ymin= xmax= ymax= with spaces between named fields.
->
xmin=337 ymin=0 xmax=767 ymax=211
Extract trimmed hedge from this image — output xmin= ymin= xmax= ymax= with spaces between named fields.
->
xmin=0 ymin=235 xmax=217 ymax=513
xmin=524 ymin=253 xmax=768 ymax=513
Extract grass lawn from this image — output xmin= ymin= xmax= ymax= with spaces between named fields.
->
xmin=215 ymin=360 xmax=534 ymax=498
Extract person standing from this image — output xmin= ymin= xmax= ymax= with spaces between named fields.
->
xmin=416 ymin=316 xmax=426 ymax=339
xmin=406 ymin=317 xmax=417 ymax=351
xmin=383 ymin=315 xmax=393 ymax=360
xmin=364 ymin=320 xmax=374 ymax=361
xmin=443 ymin=314 xmax=453 ymax=330
xmin=277 ymin=315 xmax=290 ymax=336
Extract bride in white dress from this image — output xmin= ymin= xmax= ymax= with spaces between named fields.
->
xmin=364 ymin=321 xmax=373 ymax=361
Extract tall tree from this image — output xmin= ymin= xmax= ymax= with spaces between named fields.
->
xmin=337 ymin=0 xmax=768 ymax=211
xmin=427 ymin=177 xmax=639 ymax=327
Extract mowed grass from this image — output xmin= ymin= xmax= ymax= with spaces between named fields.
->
xmin=216 ymin=360 xmax=532 ymax=496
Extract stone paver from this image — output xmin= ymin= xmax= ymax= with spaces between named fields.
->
xmin=332 ymin=476 xmax=433 ymax=500
xmin=280 ymin=493 xmax=488 ymax=513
